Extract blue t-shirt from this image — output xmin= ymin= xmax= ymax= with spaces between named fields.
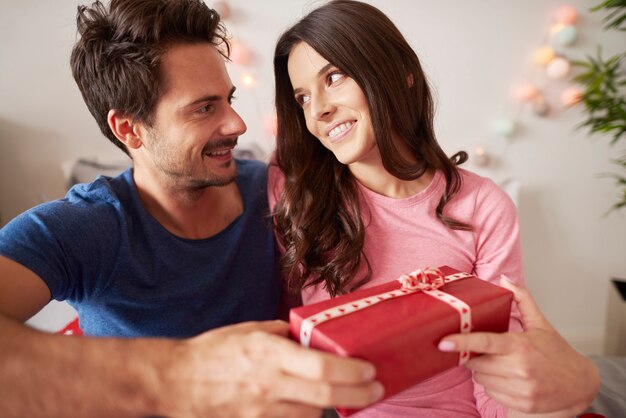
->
xmin=0 ymin=159 xmax=280 ymax=338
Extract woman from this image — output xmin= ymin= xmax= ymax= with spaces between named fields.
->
xmin=268 ymin=1 xmax=595 ymax=416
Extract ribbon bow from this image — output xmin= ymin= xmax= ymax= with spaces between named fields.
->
xmin=398 ymin=267 xmax=445 ymax=291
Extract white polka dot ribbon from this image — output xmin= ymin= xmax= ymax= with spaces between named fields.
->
xmin=299 ymin=267 xmax=474 ymax=365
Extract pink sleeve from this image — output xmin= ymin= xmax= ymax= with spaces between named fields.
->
xmin=469 ymin=177 xmax=526 ymax=417
xmin=267 ymin=158 xmax=302 ymax=317
xmin=267 ymin=154 xmax=284 ymax=214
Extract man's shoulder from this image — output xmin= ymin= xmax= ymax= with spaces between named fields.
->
xmin=236 ymin=158 xmax=269 ymax=195
xmin=236 ymin=158 xmax=268 ymax=178
xmin=67 ymin=168 xmax=133 ymax=205
xmin=3 ymin=169 xmax=133 ymax=236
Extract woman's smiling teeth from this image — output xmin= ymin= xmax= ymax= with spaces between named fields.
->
xmin=328 ymin=121 xmax=355 ymax=139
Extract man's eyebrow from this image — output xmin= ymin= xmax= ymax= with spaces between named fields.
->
xmin=185 ymin=86 xmax=237 ymax=108
xmin=293 ymin=63 xmax=334 ymax=95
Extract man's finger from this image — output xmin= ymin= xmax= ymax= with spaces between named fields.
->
xmin=438 ymin=331 xmax=515 ymax=355
xmin=273 ymin=374 xmax=385 ymax=408
xmin=278 ymin=339 xmax=377 ymax=383
xmin=500 ymin=275 xmax=553 ymax=332
xmin=212 ymin=320 xmax=291 ymax=337
xmin=266 ymin=402 xmax=322 ymax=418
xmin=210 ymin=320 xmax=378 ymax=384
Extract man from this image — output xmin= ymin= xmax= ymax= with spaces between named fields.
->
xmin=0 ymin=0 xmax=382 ymax=416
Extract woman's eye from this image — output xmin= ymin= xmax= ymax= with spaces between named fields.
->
xmin=328 ymin=72 xmax=344 ymax=84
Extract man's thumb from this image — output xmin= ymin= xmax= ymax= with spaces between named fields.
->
xmin=500 ymin=275 xmax=553 ymax=331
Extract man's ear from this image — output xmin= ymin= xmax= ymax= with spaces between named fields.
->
xmin=107 ymin=109 xmax=143 ymax=150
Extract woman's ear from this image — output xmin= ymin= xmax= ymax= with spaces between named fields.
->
xmin=107 ymin=109 xmax=143 ymax=149
xmin=407 ymin=73 xmax=415 ymax=88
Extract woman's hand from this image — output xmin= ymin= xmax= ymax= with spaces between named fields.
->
xmin=438 ymin=277 xmax=599 ymax=416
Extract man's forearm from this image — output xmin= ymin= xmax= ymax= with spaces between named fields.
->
xmin=0 ymin=314 xmax=177 ymax=417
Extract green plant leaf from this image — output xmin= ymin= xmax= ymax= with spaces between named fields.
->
xmin=577 ymin=2 xmax=626 ymax=212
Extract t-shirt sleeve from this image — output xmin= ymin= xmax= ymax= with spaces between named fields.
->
xmin=469 ymin=177 xmax=526 ymax=416
xmin=0 ymin=198 xmax=120 ymax=302
xmin=267 ymin=155 xmax=284 ymax=214
xmin=266 ymin=154 xmax=305 ymax=317
xmin=471 ymin=178 xmax=525 ymax=291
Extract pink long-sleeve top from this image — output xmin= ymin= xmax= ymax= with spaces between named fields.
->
xmin=268 ymin=165 xmax=526 ymax=417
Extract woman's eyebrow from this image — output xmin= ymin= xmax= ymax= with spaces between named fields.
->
xmin=293 ymin=63 xmax=335 ymax=95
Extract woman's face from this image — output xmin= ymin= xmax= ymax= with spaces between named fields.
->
xmin=287 ymin=42 xmax=379 ymax=168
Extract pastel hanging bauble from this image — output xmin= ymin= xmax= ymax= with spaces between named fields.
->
xmin=533 ymin=46 xmax=556 ymax=67
xmin=561 ymin=86 xmax=583 ymax=107
xmin=264 ymin=113 xmax=278 ymax=138
xmin=230 ymin=40 xmax=251 ymax=66
xmin=532 ymin=97 xmax=551 ymax=117
xmin=213 ymin=1 xmax=232 ymax=20
xmin=550 ymin=23 xmax=565 ymax=35
xmin=473 ymin=147 xmax=490 ymax=167
xmin=552 ymin=25 xmax=578 ymax=46
xmin=512 ymin=83 xmax=539 ymax=102
xmin=492 ymin=117 xmax=517 ymax=138
xmin=554 ymin=5 xmax=577 ymax=24
xmin=546 ymin=57 xmax=571 ymax=79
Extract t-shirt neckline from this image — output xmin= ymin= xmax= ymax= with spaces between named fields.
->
xmin=355 ymin=170 xmax=442 ymax=208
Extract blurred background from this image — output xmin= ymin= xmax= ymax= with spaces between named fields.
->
xmin=1 ymin=0 xmax=625 ymax=354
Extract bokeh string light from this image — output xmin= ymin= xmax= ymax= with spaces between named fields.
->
xmin=214 ymin=2 xmax=586 ymax=168
xmin=479 ymin=4 xmax=584 ymax=168
xmin=213 ymin=0 xmax=277 ymax=160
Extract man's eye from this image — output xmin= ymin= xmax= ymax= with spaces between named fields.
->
xmin=228 ymin=95 xmax=237 ymax=105
xmin=198 ymin=104 xmax=213 ymax=113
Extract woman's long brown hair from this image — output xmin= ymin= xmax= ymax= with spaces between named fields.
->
xmin=272 ymin=0 xmax=470 ymax=297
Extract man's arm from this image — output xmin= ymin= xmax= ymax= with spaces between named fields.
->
xmin=0 ymin=257 xmax=384 ymax=417
xmin=0 ymin=255 xmax=167 ymax=416
xmin=0 ymin=256 xmax=52 ymax=322
xmin=0 ymin=313 xmax=176 ymax=417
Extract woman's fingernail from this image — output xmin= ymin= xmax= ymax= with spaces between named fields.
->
xmin=438 ymin=340 xmax=456 ymax=352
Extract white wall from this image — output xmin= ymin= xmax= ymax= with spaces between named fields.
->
xmin=1 ymin=0 xmax=625 ymax=353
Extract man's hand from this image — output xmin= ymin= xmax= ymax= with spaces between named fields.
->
xmin=438 ymin=276 xmax=599 ymax=417
xmin=164 ymin=320 xmax=384 ymax=418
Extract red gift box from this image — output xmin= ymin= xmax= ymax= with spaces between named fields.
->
xmin=289 ymin=266 xmax=513 ymax=415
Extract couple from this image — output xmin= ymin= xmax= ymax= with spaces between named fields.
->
xmin=0 ymin=0 xmax=598 ymax=417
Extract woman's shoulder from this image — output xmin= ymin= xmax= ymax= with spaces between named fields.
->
xmin=445 ymin=168 xmax=516 ymax=219
xmin=457 ymin=167 xmax=492 ymax=187
xmin=456 ymin=168 xmax=508 ymax=199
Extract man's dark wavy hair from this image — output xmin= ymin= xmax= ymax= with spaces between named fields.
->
xmin=70 ymin=0 xmax=229 ymax=155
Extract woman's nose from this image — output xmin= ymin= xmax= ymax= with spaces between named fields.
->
xmin=310 ymin=93 xmax=335 ymax=121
